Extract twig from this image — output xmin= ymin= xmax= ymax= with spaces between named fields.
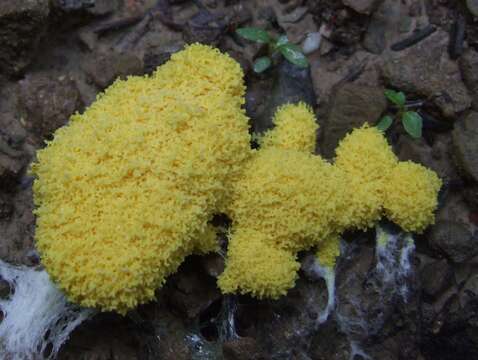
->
xmin=115 ymin=11 xmax=153 ymax=52
xmin=93 ymin=16 xmax=143 ymax=36
xmin=391 ymin=25 xmax=436 ymax=51
xmin=449 ymin=13 xmax=466 ymax=60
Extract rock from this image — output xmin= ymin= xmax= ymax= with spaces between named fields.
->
xmin=0 ymin=0 xmax=50 ymax=76
xmin=232 ymin=277 xmax=329 ymax=358
xmin=309 ymin=320 xmax=351 ymax=360
xmin=257 ymin=6 xmax=276 ymax=24
xmin=467 ymin=0 xmax=478 ymax=17
xmin=0 ymin=278 xmax=11 ymax=299
xmin=381 ymin=30 xmax=471 ymax=118
xmin=342 ymin=0 xmax=382 ymax=15
xmin=165 ymin=258 xmax=221 ymax=319
xmin=18 ymin=73 xmax=82 ymax=142
xmin=54 ymin=0 xmax=118 ymax=15
xmin=396 ymin=134 xmax=458 ymax=182
xmin=461 ymin=273 xmax=478 ymax=308
xmin=228 ymin=3 xmax=252 ymax=28
xmin=245 ymin=77 xmax=273 ymax=125
xmin=86 ymin=0 xmax=118 ymax=16
xmin=183 ymin=10 xmax=225 ymax=46
xmin=320 ymin=83 xmax=387 ymax=158
xmin=53 ymin=0 xmax=94 ymax=11
xmin=254 ymin=60 xmax=316 ymax=134
xmin=459 ymin=49 xmax=478 ymax=110
xmin=428 ymin=221 xmax=477 ymax=263
xmin=282 ymin=0 xmax=304 ymax=14
xmin=281 ymin=12 xmax=318 ymax=45
xmin=143 ymin=43 xmax=183 ymax=76
xmin=464 ymin=185 xmax=478 ymax=211
xmin=363 ymin=0 xmax=400 ymax=54
xmin=0 ymin=193 xmax=13 ymax=220
xmin=421 ymin=267 xmax=478 ymax=360
xmin=82 ymin=51 xmax=143 ymax=89
xmin=420 ymin=259 xmax=453 ymax=298
xmin=200 ymin=253 xmax=224 ymax=278
xmin=331 ymin=27 xmax=363 ymax=48
xmin=0 ymin=187 xmax=35 ymax=265
xmin=131 ymin=301 xmax=194 ymax=360
xmin=278 ymin=6 xmax=308 ymax=24
xmin=58 ymin=313 xmax=139 ymax=360
xmin=77 ymin=29 xmax=98 ymax=51
xmin=336 ymin=238 xmax=420 ymax=357
xmin=223 ymin=337 xmax=263 ymax=360
xmin=302 ymin=32 xmax=321 ymax=55
xmin=452 ymin=112 xmax=478 ymax=183
xmin=0 ymin=142 xmax=27 ymax=189
xmin=143 ymin=52 xmax=173 ymax=75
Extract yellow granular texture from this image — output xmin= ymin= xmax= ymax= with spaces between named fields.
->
xmin=316 ymin=235 xmax=341 ymax=269
xmin=31 ymin=41 xmax=443 ymax=307
xmin=218 ymin=229 xmax=300 ymax=298
xmin=152 ymin=44 xmax=245 ymax=104
xmin=31 ymin=44 xmax=251 ymax=313
xmin=219 ymin=103 xmax=347 ymax=297
xmin=335 ymin=125 xmax=398 ymax=180
xmin=192 ymin=223 xmax=220 ymax=255
xmin=226 ymin=147 xmax=348 ymax=253
xmin=382 ymin=161 xmax=442 ymax=233
xmin=260 ymin=102 xmax=318 ymax=153
xmin=334 ymin=125 xmax=398 ymax=229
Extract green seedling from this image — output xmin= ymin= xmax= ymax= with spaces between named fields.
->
xmin=377 ymin=89 xmax=423 ymax=139
xmin=236 ymin=27 xmax=309 ymax=73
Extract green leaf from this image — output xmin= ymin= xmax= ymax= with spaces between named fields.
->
xmin=402 ymin=111 xmax=423 ymax=138
xmin=253 ymin=57 xmax=272 ymax=73
xmin=236 ymin=27 xmax=271 ymax=44
xmin=276 ymin=34 xmax=289 ymax=47
xmin=384 ymin=89 xmax=406 ymax=107
xmin=376 ymin=115 xmax=393 ymax=132
xmin=279 ymin=43 xmax=309 ymax=68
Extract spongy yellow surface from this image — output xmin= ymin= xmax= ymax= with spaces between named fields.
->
xmin=226 ymin=147 xmax=348 ymax=253
xmin=334 ymin=125 xmax=398 ymax=229
xmin=32 ymin=43 xmax=443 ymax=307
xmin=220 ymin=117 xmax=441 ymax=298
xmin=219 ymin=104 xmax=347 ymax=297
xmin=316 ymin=235 xmax=341 ymax=269
xmin=383 ymin=161 xmax=442 ymax=233
xmin=260 ymin=102 xmax=318 ymax=153
xmin=31 ymin=44 xmax=251 ymax=313
xmin=218 ymin=229 xmax=300 ymax=298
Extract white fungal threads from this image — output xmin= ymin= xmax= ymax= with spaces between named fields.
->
xmin=375 ymin=225 xmax=416 ymax=301
xmin=301 ymin=254 xmax=337 ymax=325
xmin=0 ymin=260 xmax=95 ymax=359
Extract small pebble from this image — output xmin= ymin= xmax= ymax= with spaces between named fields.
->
xmin=467 ymin=0 xmax=478 ymax=17
xmin=278 ymin=6 xmax=308 ymax=24
xmin=302 ymin=32 xmax=321 ymax=55
xmin=0 ymin=279 xmax=12 ymax=299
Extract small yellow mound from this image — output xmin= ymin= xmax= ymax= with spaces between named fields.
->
xmin=152 ymin=43 xmax=245 ymax=106
xmin=31 ymin=44 xmax=251 ymax=313
xmin=335 ymin=125 xmax=398 ymax=181
xmin=260 ymin=102 xmax=318 ymax=153
xmin=227 ymin=147 xmax=348 ymax=253
xmin=218 ymin=229 xmax=300 ymax=298
xmin=334 ymin=125 xmax=398 ymax=229
xmin=316 ymin=235 xmax=341 ymax=269
xmin=382 ymin=161 xmax=442 ymax=233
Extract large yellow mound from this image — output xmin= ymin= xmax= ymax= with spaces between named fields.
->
xmin=31 ymin=44 xmax=251 ymax=313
